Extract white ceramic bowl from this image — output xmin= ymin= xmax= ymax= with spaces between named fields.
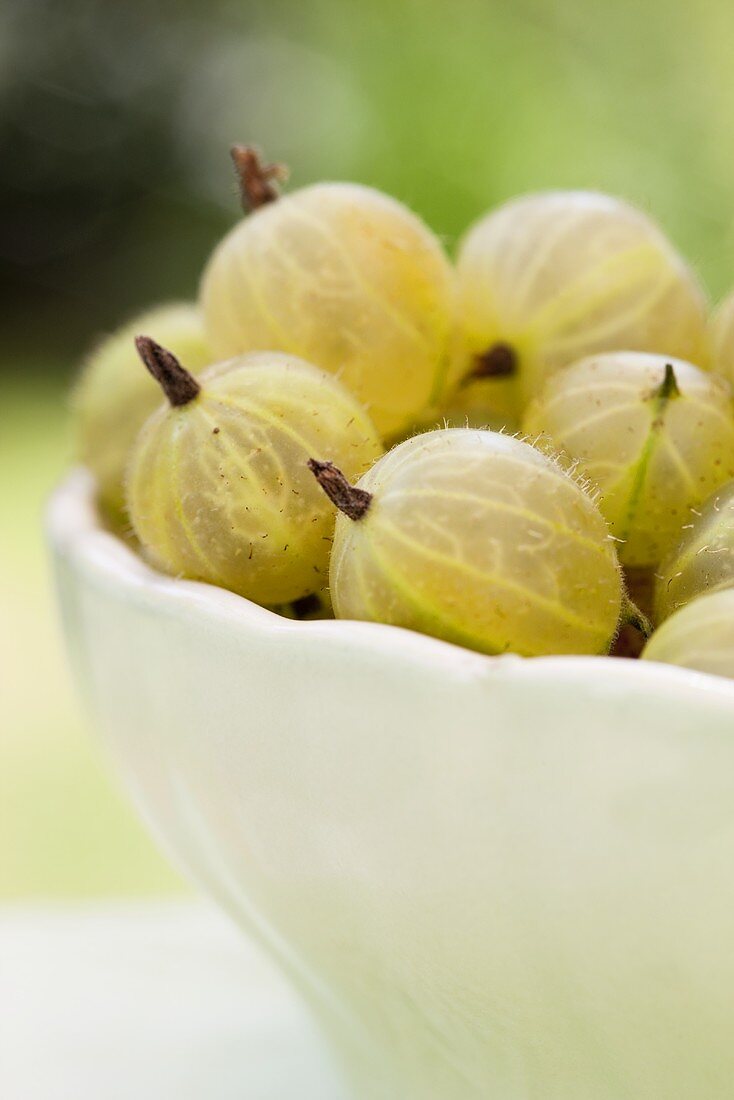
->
xmin=48 ymin=470 xmax=734 ymax=1099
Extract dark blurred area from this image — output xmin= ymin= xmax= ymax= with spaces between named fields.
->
xmin=0 ymin=0 xmax=232 ymax=365
xmin=3 ymin=0 xmax=734 ymax=380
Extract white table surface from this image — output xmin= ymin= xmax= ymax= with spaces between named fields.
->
xmin=0 ymin=900 xmax=346 ymax=1100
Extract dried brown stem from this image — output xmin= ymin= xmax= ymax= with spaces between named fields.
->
xmin=134 ymin=335 xmax=200 ymax=407
xmin=230 ymin=144 xmax=288 ymax=212
xmin=308 ymin=459 xmax=372 ymax=521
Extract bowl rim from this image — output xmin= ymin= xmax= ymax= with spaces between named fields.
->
xmin=47 ymin=468 xmax=734 ymax=708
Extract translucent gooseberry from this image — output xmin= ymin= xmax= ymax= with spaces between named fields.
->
xmin=654 ymin=480 xmax=734 ymax=622
xmin=74 ymin=303 xmax=211 ymax=523
xmin=310 ymin=428 xmax=623 ymax=657
xmin=642 ymin=588 xmax=734 ymax=681
xmin=200 ymin=146 xmax=457 ymax=438
xmin=126 ymin=339 xmax=382 ymax=605
xmin=455 ymin=191 xmax=708 ymax=414
xmin=523 ymin=352 xmax=734 ymax=568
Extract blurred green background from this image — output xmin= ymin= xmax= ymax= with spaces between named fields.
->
xmin=4 ymin=0 xmax=734 ymax=897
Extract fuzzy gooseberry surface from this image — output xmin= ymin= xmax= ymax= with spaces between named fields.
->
xmin=316 ymin=428 xmax=623 ymax=657
xmin=522 ymin=352 xmax=734 ymax=568
xmin=456 ymin=191 xmax=708 ymax=413
xmin=642 ymin=588 xmax=734 ymax=681
xmin=200 ymin=181 xmax=457 ymax=438
xmin=74 ymin=303 xmax=212 ymax=523
xmin=654 ymin=480 xmax=734 ymax=623
xmin=126 ymin=345 xmax=382 ymax=605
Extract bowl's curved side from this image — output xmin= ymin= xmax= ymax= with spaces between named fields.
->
xmin=49 ymin=471 xmax=734 ymax=1099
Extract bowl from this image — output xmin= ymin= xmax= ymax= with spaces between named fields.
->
xmin=48 ymin=469 xmax=734 ymax=1099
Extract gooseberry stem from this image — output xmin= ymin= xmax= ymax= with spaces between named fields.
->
xmin=308 ymin=459 xmax=372 ymax=521
xmin=134 ymin=335 xmax=201 ymax=407
xmin=621 ymin=594 xmax=653 ymax=640
xmin=657 ymin=362 xmax=681 ymax=402
xmin=230 ymin=144 xmax=288 ymax=212
xmin=464 ymin=342 xmax=517 ymax=386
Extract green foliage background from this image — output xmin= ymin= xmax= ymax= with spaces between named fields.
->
xmin=3 ymin=0 xmax=734 ymax=895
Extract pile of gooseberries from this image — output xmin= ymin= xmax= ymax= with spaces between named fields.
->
xmin=73 ymin=144 xmax=734 ymax=678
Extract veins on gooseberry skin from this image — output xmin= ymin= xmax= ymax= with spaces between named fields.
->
xmin=73 ymin=303 xmax=212 ymax=526
xmin=455 ymin=191 xmax=708 ymax=415
xmin=522 ymin=352 xmax=734 ymax=569
xmin=642 ymin=587 xmax=734 ymax=679
xmin=125 ymin=347 xmax=382 ymax=605
xmin=654 ymin=479 xmax=734 ymax=623
xmin=310 ymin=428 xmax=624 ymax=658
xmin=230 ymin=144 xmax=289 ymax=212
xmin=200 ymin=148 xmax=456 ymax=438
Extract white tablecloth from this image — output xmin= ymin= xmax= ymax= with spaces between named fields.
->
xmin=0 ymin=901 xmax=346 ymax=1099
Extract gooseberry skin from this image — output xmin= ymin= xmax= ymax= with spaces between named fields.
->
xmin=126 ymin=351 xmax=382 ymax=605
xmin=642 ymin=588 xmax=734 ymax=681
xmin=74 ymin=303 xmax=212 ymax=523
xmin=522 ymin=352 xmax=734 ymax=569
xmin=710 ymin=289 xmax=734 ymax=385
xmin=200 ymin=182 xmax=457 ymax=438
xmin=456 ymin=191 xmax=708 ymax=412
xmin=654 ymin=480 xmax=734 ymax=623
xmin=437 ymin=373 xmax=519 ymax=434
xmin=324 ymin=428 xmax=623 ymax=657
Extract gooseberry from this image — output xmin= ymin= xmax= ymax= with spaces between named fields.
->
xmin=654 ymin=480 xmax=734 ymax=622
xmin=523 ymin=352 xmax=734 ymax=568
xmin=126 ymin=338 xmax=382 ymax=605
xmin=74 ymin=303 xmax=212 ymax=523
xmin=642 ymin=588 xmax=734 ymax=681
xmin=200 ymin=146 xmax=457 ymax=438
xmin=309 ymin=428 xmax=623 ymax=657
xmin=456 ymin=191 xmax=708 ymax=413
